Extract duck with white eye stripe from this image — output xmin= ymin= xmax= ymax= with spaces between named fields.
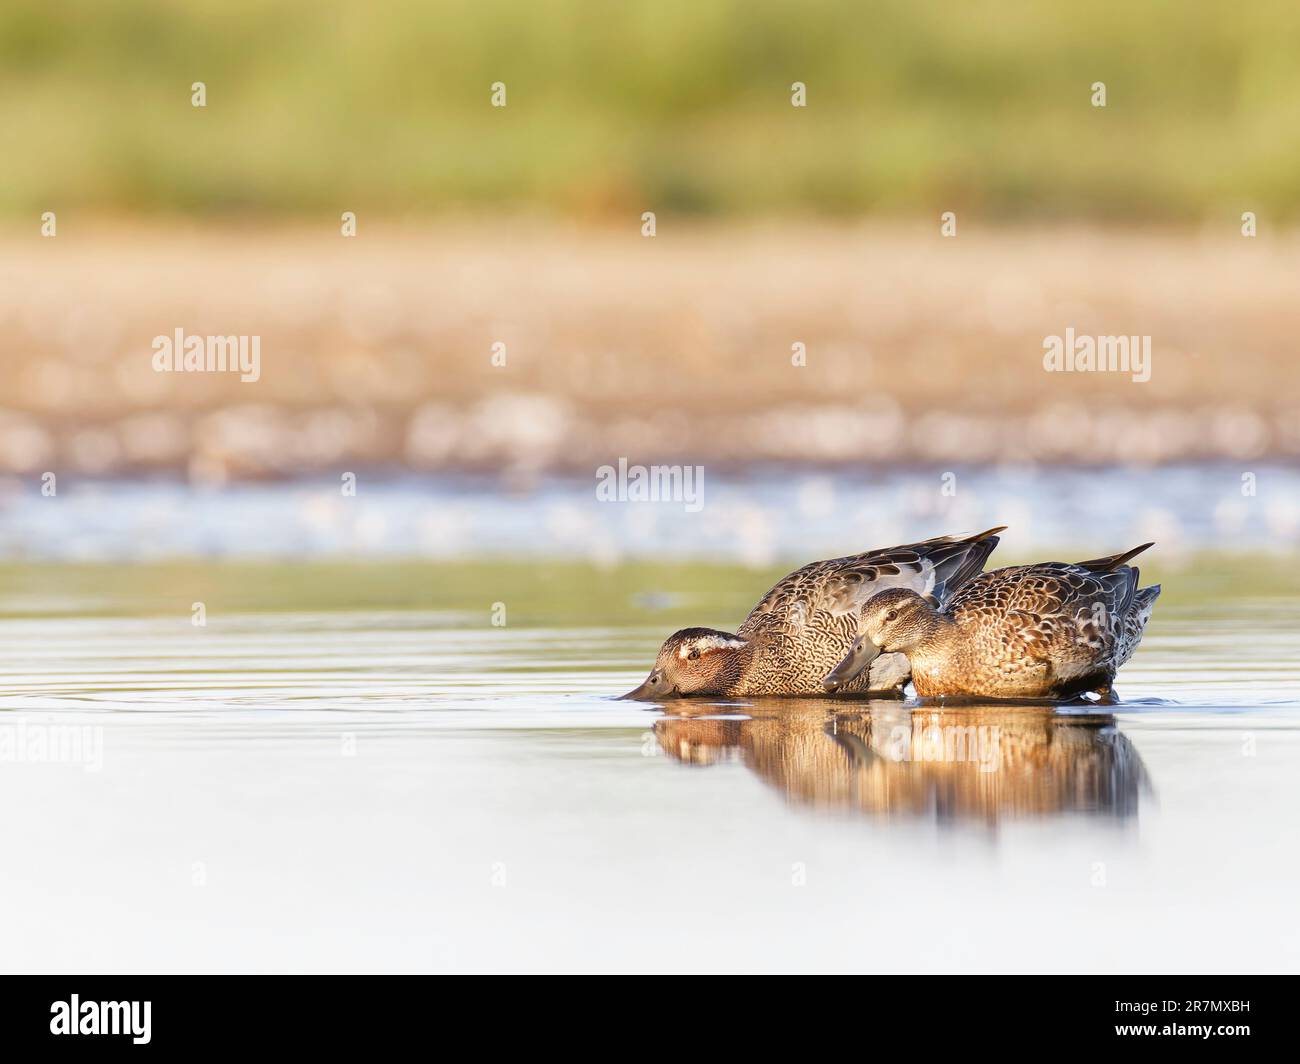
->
xmin=622 ymin=528 xmax=1005 ymax=700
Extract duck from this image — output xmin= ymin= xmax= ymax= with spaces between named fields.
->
xmin=822 ymin=543 xmax=1160 ymax=700
xmin=622 ymin=527 xmax=1006 ymax=699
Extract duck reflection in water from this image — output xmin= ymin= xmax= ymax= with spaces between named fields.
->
xmin=653 ymin=701 xmax=1152 ymax=823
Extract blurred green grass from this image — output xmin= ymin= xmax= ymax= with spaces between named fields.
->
xmin=0 ymin=555 xmax=1294 ymax=623
xmin=4 ymin=0 xmax=1299 ymax=220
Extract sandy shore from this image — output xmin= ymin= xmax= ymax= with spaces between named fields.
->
xmin=2 ymin=222 xmax=1297 ymax=479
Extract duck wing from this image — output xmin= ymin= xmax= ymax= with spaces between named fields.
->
xmin=739 ymin=527 xmax=1005 ymax=637
xmin=946 ymin=548 xmax=1154 ymax=674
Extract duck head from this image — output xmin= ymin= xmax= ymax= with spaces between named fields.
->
xmin=823 ymin=588 xmax=936 ymax=692
xmin=622 ymin=628 xmax=752 ymax=700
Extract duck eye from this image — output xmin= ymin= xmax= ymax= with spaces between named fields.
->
xmin=687 ymin=648 xmax=701 ymax=660
xmin=885 ymin=610 xmax=898 ymax=622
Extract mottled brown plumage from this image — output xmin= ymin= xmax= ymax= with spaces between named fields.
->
xmin=827 ymin=544 xmax=1161 ymax=699
xmin=622 ymin=528 xmax=1005 ymax=699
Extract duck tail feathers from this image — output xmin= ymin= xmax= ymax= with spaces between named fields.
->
xmin=962 ymin=525 xmax=1008 ymax=544
xmin=1077 ymin=542 xmax=1154 ymax=572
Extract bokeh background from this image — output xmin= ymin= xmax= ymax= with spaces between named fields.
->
xmin=1 ymin=0 xmax=1297 ymax=562
xmin=6 ymin=0 xmax=1300 ymax=219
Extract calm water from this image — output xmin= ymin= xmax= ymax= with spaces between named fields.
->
xmin=1 ymin=591 xmax=1297 ymax=973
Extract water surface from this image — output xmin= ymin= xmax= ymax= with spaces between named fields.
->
xmin=1 ymin=565 xmax=1296 ymax=973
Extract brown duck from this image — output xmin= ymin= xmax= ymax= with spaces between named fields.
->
xmin=623 ymin=528 xmax=1005 ymax=699
xmin=823 ymin=543 xmax=1160 ymax=700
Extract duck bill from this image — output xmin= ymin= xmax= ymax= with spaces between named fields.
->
xmin=621 ymin=669 xmax=678 ymax=700
xmin=822 ymin=636 xmax=882 ymax=693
